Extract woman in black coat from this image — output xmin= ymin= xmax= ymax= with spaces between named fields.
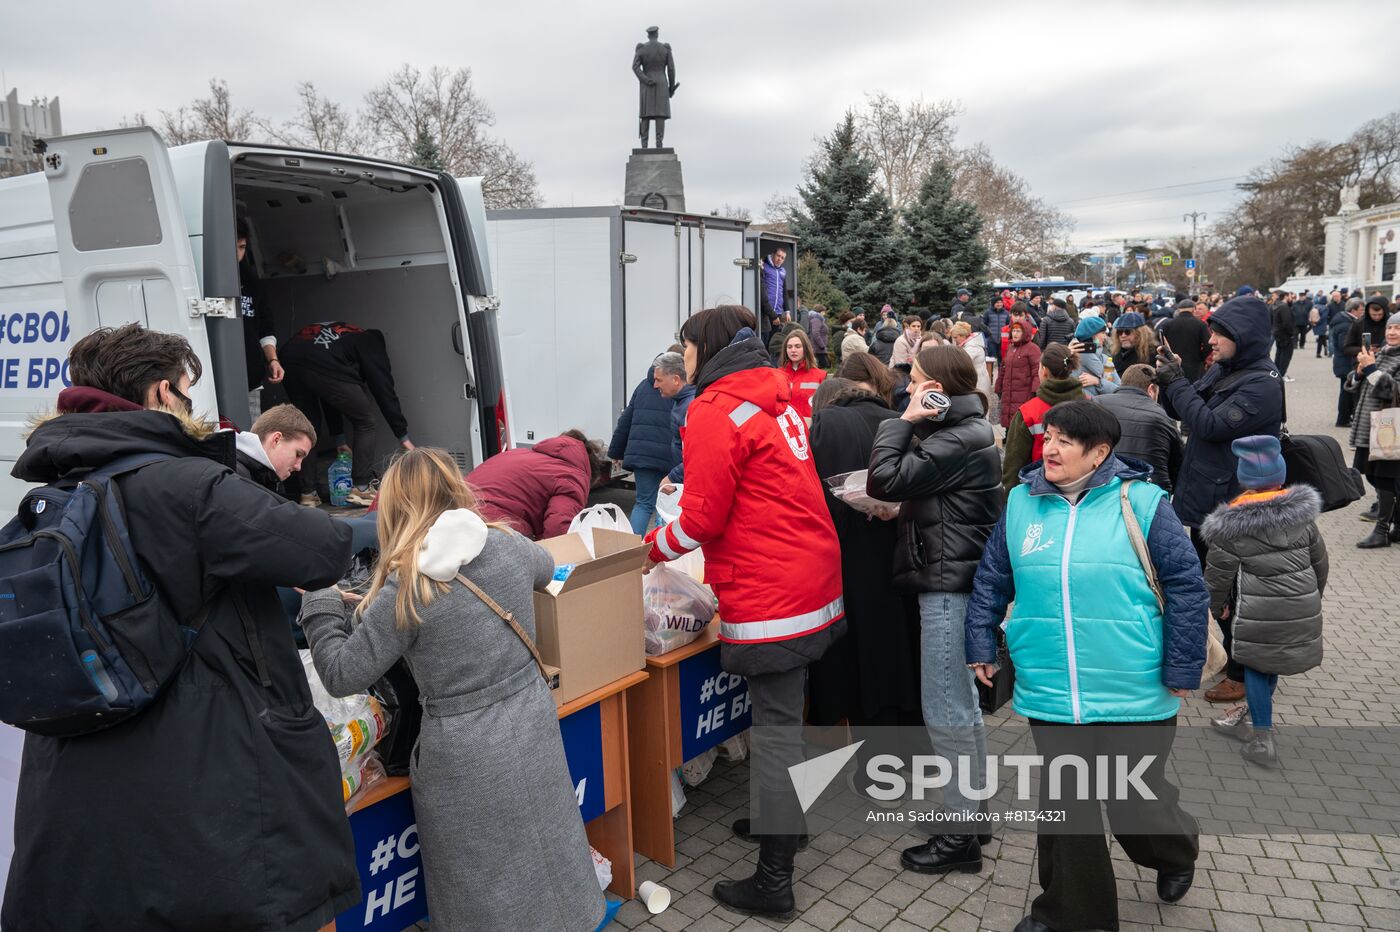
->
xmin=807 ymin=377 xmax=921 ymax=739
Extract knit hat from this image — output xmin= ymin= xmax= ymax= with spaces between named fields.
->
xmin=1390 ymin=311 xmax=1400 ymax=327
xmin=881 ymin=304 xmax=895 ymax=318
xmin=1051 ymin=297 xmax=1067 ymax=309
xmin=1114 ymin=311 xmax=1146 ymax=330
xmin=956 ymin=287 xmax=971 ymax=297
xmin=1074 ymin=317 xmax=1107 ymax=341
xmin=1235 ymin=285 xmax=1256 ymax=296
xmin=1231 ymin=435 xmax=1286 ymax=491
xmin=1175 ymin=298 xmax=1195 ymax=310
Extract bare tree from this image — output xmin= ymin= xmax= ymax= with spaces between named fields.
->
xmin=158 ymin=79 xmax=259 ymax=145
xmin=363 ymin=65 xmax=539 ymax=208
xmin=948 ymin=143 xmax=1072 ymax=272
xmin=259 ymin=82 xmax=364 ymax=153
xmin=711 ymin=203 xmax=752 ymax=221
xmin=855 ymin=91 xmax=961 ymax=215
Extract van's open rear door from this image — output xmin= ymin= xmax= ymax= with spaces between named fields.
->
xmin=445 ymin=176 xmax=509 ymax=456
xmin=42 ymin=128 xmax=219 ymax=414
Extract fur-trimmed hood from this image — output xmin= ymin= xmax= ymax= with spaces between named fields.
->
xmin=821 ymin=384 xmax=889 ymax=411
xmin=15 ymin=405 xmax=233 ymax=484
xmin=1199 ymin=484 xmax=1322 ymax=544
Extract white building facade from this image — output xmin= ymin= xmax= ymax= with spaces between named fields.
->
xmin=1321 ymin=188 xmax=1400 ymax=298
xmin=0 ymin=90 xmax=62 ymax=177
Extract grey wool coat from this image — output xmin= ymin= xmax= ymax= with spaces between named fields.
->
xmin=301 ymin=518 xmax=605 ymax=932
xmin=1199 ymin=485 xmax=1329 ymax=676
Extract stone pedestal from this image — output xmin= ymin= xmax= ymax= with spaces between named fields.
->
xmin=625 ymin=149 xmax=685 ymax=212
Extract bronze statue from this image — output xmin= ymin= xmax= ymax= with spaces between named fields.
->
xmin=632 ymin=26 xmax=678 ymax=149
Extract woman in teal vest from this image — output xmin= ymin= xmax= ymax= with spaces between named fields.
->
xmin=965 ymin=400 xmax=1209 ymax=932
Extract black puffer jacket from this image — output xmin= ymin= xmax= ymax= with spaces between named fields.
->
xmin=1036 ymin=307 xmax=1076 ymax=349
xmin=1094 ymin=387 xmax=1183 ymax=491
xmin=871 ymin=324 xmax=899 ymax=364
xmin=5 ymin=400 xmax=356 ymax=932
xmin=866 ymin=394 xmax=1004 ymax=592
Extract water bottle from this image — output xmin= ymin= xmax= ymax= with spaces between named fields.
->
xmin=81 ymin=649 xmax=120 ymax=703
xmin=329 ymin=452 xmax=353 ymax=506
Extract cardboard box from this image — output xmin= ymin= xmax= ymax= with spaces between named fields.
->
xmin=534 ymin=528 xmax=650 ymax=705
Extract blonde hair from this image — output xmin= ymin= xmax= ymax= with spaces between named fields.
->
xmin=358 ymin=447 xmax=492 ymax=628
xmin=949 ymin=321 xmax=972 ymax=341
xmin=1111 ymin=325 xmax=1158 ymax=358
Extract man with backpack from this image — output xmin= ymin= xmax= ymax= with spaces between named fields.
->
xmin=2 ymin=324 xmax=357 ymax=931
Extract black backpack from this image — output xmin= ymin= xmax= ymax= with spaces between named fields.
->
xmin=0 ymin=454 xmax=209 ymax=736
xmin=1280 ymin=428 xmax=1365 ymax=512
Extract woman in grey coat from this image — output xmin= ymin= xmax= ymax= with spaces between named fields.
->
xmin=301 ymin=448 xmax=605 ymax=932
xmin=1201 ymin=435 xmax=1328 ymax=767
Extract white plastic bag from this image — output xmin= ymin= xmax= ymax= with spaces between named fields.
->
xmin=568 ymin=503 xmax=632 ymax=557
xmin=589 ymin=846 xmax=613 ymax=891
xmin=825 ymin=470 xmax=901 ymax=521
xmin=717 ymin=731 xmax=750 ymax=762
xmin=643 ymin=564 xmax=716 ymax=655
xmin=670 ymin=768 xmax=687 ymax=817
xmin=652 ymin=485 xmax=705 ymax=583
xmin=681 ymin=747 xmax=718 ymax=787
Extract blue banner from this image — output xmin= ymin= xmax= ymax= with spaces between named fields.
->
xmin=337 ymin=789 xmax=427 ymax=932
xmin=677 ymin=647 xmax=752 ymax=761
xmin=560 ymin=701 xmax=606 ymax=823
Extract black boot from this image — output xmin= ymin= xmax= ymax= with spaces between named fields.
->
xmin=1359 ymin=492 xmax=1395 ymax=548
xmin=712 ymin=833 xmax=798 ymax=919
xmin=899 ymin=834 xmax=982 ymax=874
xmin=730 ymin=817 xmax=809 ymax=850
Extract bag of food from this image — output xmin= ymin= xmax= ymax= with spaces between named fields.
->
xmin=643 ymin=564 xmax=715 ymax=655
xmin=343 ymin=752 xmax=386 ymax=804
xmin=302 ymin=651 xmax=389 ymax=778
xmin=652 ymin=485 xmax=705 ymax=583
xmin=825 ymin=470 xmax=901 ymax=521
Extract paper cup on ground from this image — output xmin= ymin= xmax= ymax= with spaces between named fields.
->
xmin=638 ymin=880 xmax=671 ymax=914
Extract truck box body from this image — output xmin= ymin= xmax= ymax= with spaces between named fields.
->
xmin=484 ymin=207 xmax=752 ymax=446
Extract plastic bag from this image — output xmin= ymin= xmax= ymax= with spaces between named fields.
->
xmin=652 ymin=486 xmax=705 ymax=583
xmin=643 ymin=564 xmax=716 ymax=655
xmin=589 ymin=847 xmax=613 ymax=891
xmin=343 ymin=751 xmax=386 ymax=804
xmin=568 ymin=504 xmax=632 ymax=557
xmin=670 ymin=768 xmax=687 ymax=817
xmin=302 ymin=651 xmax=388 ymax=778
xmin=825 ymin=470 xmax=901 ymax=521
xmin=717 ymin=731 xmax=749 ymax=762
xmin=681 ymin=747 xmax=718 ymax=787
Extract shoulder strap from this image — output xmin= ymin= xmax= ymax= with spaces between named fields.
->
xmin=454 ymin=573 xmax=551 ymax=682
xmin=89 ymin=452 xmax=177 ymax=480
xmin=1120 ymin=481 xmax=1165 ymax=611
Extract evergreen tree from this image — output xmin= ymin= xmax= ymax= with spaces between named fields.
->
xmin=792 ymin=113 xmax=911 ymax=315
xmin=410 ymin=129 xmax=446 ymax=172
xmin=904 ymin=162 xmax=989 ymax=310
xmin=796 ymin=253 xmax=851 ymax=316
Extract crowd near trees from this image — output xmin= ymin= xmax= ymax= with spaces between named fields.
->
xmin=120 ymin=71 xmax=541 ymax=209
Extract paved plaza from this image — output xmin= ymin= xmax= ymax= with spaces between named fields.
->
xmin=616 ymin=346 xmax=1400 ymax=932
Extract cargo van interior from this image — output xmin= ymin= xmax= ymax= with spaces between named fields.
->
xmin=231 ymin=157 xmax=480 ymax=490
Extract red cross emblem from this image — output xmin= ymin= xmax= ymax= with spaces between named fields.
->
xmin=777 ymin=406 xmax=810 ymax=462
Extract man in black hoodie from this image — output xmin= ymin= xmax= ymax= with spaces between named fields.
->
xmin=281 ymin=322 xmax=415 ymax=504
xmin=5 ymin=324 xmax=355 ymax=931
xmin=1159 ymin=299 xmax=1212 ymax=384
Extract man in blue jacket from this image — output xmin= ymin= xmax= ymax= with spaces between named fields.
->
xmin=1329 ymin=296 xmax=1364 ymax=426
xmin=653 ymin=352 xmax=694 ymax=491
xmin=760 ymin=247 xmax=788 ymax=348
xmin=608 ymin=356 xmax=678 ymax=533
xmin=1156 ymin=294 xmax=1283 ymax=703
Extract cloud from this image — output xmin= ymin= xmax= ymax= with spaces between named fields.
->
xmin=3 ymin=0 xmax=1396 ymax=239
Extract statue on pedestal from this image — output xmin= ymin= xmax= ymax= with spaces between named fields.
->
xmin=633 ymin=26 xmax=678 ymax=149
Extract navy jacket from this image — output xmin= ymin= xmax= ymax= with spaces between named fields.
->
xmin=667 ymin=384 xmax=695 ymax=483
xmin=983 ymin=307 xmax=1011 ymax=359
xmin=1163 ymin=296 xmax=1284 ymax=527
xmin=608 ymin=370 xmax=676 ymax=473
xmin=1330 ymin=311 xmax=1360 ymax=378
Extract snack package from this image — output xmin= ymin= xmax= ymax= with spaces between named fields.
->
xmin=343 ymin=752 xmax=386 ymax=804
xmin=302 ymin=651 xmax=389 ymax=782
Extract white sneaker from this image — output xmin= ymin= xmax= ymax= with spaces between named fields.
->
xmin=1283 ymin=376 xmax=1296 ymax=383
xmin=298 ymin=492 xmax=322 ymax=507
xmin=345 ymin=484 xmax=378 ymax=507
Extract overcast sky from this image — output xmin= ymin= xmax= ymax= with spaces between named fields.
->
xmin=5 ymin=0 xmax=1397 ymax=246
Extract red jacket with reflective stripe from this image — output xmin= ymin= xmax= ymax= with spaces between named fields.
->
xmin=780 ymin=363 xmax=827 ymax=419
xmin=1019 ymin=396 xmax=1054 ymax=462
xmin=645 ymin=366 xmax=843 ymax=644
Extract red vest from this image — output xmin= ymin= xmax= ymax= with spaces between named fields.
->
xmin=1019 ymin=396 xmax=1054 ymax=462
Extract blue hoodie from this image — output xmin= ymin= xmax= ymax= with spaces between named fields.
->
xmin=1162 ymin=296 xmax=1284 ymax=527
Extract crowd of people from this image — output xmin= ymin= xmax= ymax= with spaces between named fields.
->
xmin=8 ymin=260 xmax=1384 ymax=930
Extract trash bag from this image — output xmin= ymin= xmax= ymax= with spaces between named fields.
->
xmin=643 ymin=564 xmax=715 ymax=655
xmin=371 ymin=660 xmax=422 ymax=777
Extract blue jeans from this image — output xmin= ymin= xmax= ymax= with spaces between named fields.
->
xmin=1244 ymin=668 xmax=1278 ymax=731
xmin=630 ymin=468 xmax=664 ymax=535
xmin=918 ymin=591 xmax=987 ymax=831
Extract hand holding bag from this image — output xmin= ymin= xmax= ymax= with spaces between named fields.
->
xmin=1120 ymin=481 xmax=1228 ymax=688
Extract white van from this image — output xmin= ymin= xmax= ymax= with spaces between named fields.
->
xmin=0 ymin=126 xmax=509 ymax=510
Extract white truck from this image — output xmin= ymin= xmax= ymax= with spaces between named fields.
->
xmin=484 ymin=207 xmax=795 ymax=446
xmin=0 ymin=126 xmax=511 ymax=890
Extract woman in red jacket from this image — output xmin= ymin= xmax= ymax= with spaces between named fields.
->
xmin=780 ymin=328 xmax=827 ymax=421
xmin=995 ymin=321 xmax=1042 ymax=429
xmin=466 ymin=430 xmax=612 ymax=539
xmin=645 ymin=305 xmax=843 ymax=921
